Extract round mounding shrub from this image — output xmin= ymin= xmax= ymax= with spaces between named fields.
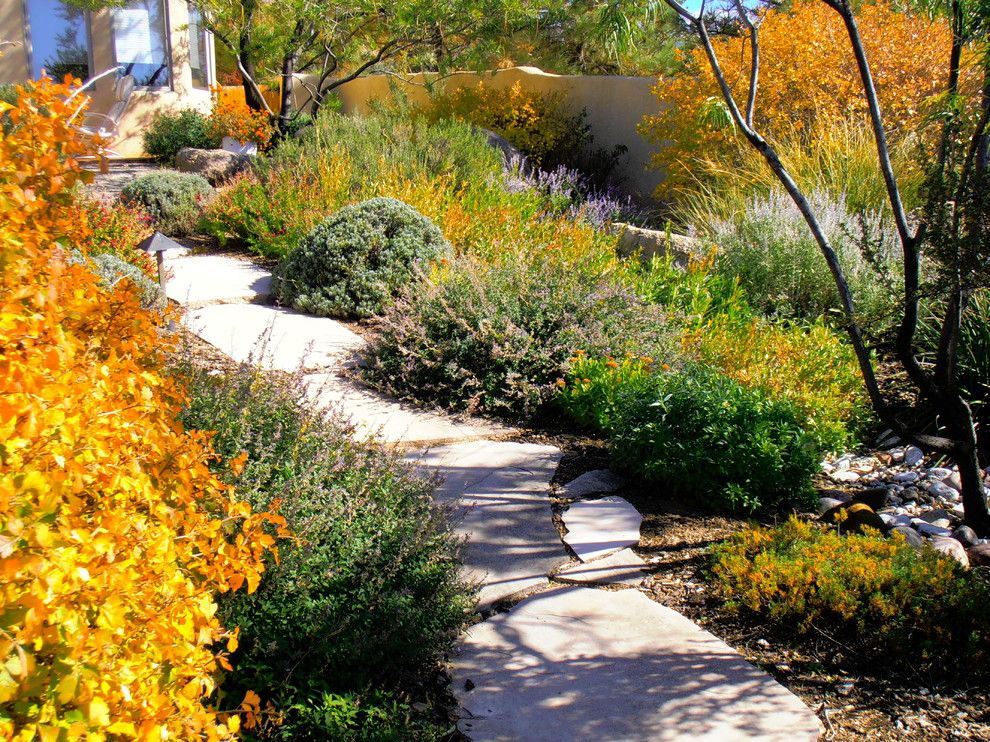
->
xmin=274 ymin=197 xmax=452 ymax=319
xmin=142 ymin=109 xmax=219 ymax=163
xmin=120 ymin=171 xmax=214 ymax=236
xmin=69 ymin=250 xmax=161 ymax=308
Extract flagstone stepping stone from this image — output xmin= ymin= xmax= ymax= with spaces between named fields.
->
xmin=452 ymin=586 xmax=823 ymax=742
xmin=305 ymin=373 xmax=513 ymax=447
xmin=165 ymin=254 xmax=272 ymax=307
xmin=407 ymin=441 xmax=563 ymax=611
xmin=560 ymin=469 xmax=626 ymax=500
xmin=561 ymin=496 xmax=642 ymax=563
xmin=554 ymin=548 xmax=647 ymax=588
xmin=185 ymin=304 xmax=364 ymax=372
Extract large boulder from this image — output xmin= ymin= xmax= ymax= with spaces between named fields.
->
xmin=477 ymin=127 xmax=524 ymax=166
xmin=175 ymin=147 xmax=251 ymax=185
xmin=611 ymin=223 xmax=704 ymax=268
xmin=821 ymin=502 xmax=887 ymax=535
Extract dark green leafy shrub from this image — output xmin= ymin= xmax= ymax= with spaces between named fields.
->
xmin=362 ymin=254 xmax=674 ymax=419
xmin=274 ymin=198 xmax=451 ymax=318
xmin=142 ymin=109 xmax=219 ymax=163
xmin=711 ymin=517 xmax=990 ymax=670
xmin=598 ymin=364 xmax=820 ymax=513
xmin=175 ymin=362 xmax=468 ymax=739
xmin=120 ymin=171 xmax=214 ymax=236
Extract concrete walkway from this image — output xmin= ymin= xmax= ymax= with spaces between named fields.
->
xmin=162 ymin=250 xmax=823 ymax=741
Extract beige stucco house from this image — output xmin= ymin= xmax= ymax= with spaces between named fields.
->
xmin=1 ymin=0 xmax=216 ymax=157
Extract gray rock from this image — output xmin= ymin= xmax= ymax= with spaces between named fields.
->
xmin=927 ymin=481 xmax=960 ymax=502
xmin=830 ymin=470 xmax=861 ymax=484
xmin=562 ymin=496 xmax=642 ymax=563
xmin=175 ymin=147 xmax=251 ymax=185
xmin=944 ymin=472 xmax=963 ymax=492
xmin=477 ymin=127 xmax=524 ymax=165
xmin=927 ymin=467 xmax=953 ymax=481
xmin=613 ymin=223 xmax=704 ymax=268
xmin=953 ymin=525 xmax=980 ymax=548
xmin=915 ymin=522 xmax=953 ymax=538
xmin=929 ymin=537 xmax=970 ymax=568
xmin=918 ymin=509 xmax=959 ymax=525
xmin=890 ymin=526 xmax=925 ymax=548
xmin=901 ymin=487 xmax=920 ymax=502
xmin=893 ymin=471 xmax=920 ymax=484
xmin=904 ymin=446 xmax=925 ymax=466
xmin=561 ymin=469 xmax=626 ymax=500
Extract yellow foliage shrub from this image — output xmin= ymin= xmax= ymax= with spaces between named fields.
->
xmin=210 ymin=85 xmax=275 ymax=148
xmin=640 ymin=0 xmax=962 ymax=196
xmin=684 ymin=318 xmax=867 ymax=450
xmin=0 ymin=78 xmax=284 ymax=740
xmin=428 ymin=81 xmax=587 ymax=165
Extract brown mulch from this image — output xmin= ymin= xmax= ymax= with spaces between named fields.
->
xmin=536 ymin=433 xmax=990 ymax=742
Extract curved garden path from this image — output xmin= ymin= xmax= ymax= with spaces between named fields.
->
xmin=165 ymin=251 xmax=824 ymax=741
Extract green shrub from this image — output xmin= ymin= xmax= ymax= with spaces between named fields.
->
xmin=120 ymin=171 xmax=214 ymax=236
xmin=174 ymin=362 xmax=469 ymax=739
xmin=68 ymin=249 xmax=161 ymax=308
xmin=704 ymin=189 xmax=902 ymax=330
xmin=280 ymin=690 xmax=447 ymax=741
xmin=363 ymin=254 xmax=673 ymax=419
xmin=557 ymin=353 xmax=659 ymax=434
xmin=686 ymin=318 xmax=867 ymax=452
xmin=711 ymin=517 xmax=990 ymax=669
xmin=566 ymin=363 xmax=821 ymax=513
xmin=274 ymin=198 xmax=451 ymax=318
xmin=142 ymin=109 xmax=219 ymax=163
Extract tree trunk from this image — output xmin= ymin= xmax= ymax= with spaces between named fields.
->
xmin=238 ymin=0 xmax=266 ymax=111
xmin=944 ymin=396 xmax=990 ymax=534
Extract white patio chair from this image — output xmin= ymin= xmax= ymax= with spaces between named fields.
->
xmin=73 ymin=72 xmax=136 ymax=173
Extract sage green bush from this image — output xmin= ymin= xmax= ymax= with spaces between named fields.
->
xmin=119 ymin=171 xmax=214 ymax=236
xmin=274 ymin=198 xmax=451 ymax=318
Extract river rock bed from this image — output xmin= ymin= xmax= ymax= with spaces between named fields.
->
xmin=820 ymin=442 xmax=990 ymax=568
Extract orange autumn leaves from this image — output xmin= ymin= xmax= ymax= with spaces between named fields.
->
xmin=641 ymin=0 xmax=962 ymax=195
xmin=0 ymin=78 xmax=285 ymax=739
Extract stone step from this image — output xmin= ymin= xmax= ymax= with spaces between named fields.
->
xmin=561 ymin=496 xmax=642 ymax=563
xmin=407 ymin=441 xmax=564 ymax=612
xmin=305 ymin=374 xmax=513 ymax=448
xmin=554 ymin=548 xmax=648 ymax=588
xmin=165 ymin=254 xmax=273 ymax=307
xmin=452 ymin=586 xmax=823 ymax=742
xmin=185 ymin=304 xmax=364 ymax=372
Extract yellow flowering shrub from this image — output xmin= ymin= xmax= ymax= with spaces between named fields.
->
xmin=640 ymin=0 xmax=962 ymax=195
xmin=0 ymin=77 xmax=285 ymax=739
xmin=684 ymin=318 xmax=867 ymax=450
xmin=428 ymin=81 xmax=588 ymax=165
xmin=210 ymin=85 xmax=275 ymax=148
xmin=711 ymin=518 xmax=990 ymax=665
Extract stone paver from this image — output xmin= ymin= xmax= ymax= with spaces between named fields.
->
xmin=560 ymin=469 xmax=626 ymax=500
xmin=554 ymin=548 xmax=647 ymax=588
xmin=452 ymin=586 xmax=823 ymax=742
xmin=166 ymin=254 xmax=273 ymax=307
xmin=561 ymin=496 xmax=642 ymax=563
xmin=305 ymin=374 xmax=513 ymax=447
xmin=407 ymin=441 xmax=563 ymax=611
xmin=185 ymin=304 xmax=364 ymax=372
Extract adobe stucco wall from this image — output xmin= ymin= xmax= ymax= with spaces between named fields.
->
xmin=296 ymin=67 xmax=664 ymax=198
xmin=0 ymin=0 xmax=211 ymax=158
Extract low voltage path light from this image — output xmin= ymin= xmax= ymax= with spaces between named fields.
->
xmin=137 ymin=231 xmax=182 ymax=296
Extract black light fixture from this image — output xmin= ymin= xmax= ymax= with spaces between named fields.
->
xmin=136 ymin=231 xmax=181 ymax=295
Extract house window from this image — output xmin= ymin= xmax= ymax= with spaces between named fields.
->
xmin=188 ymin=5 xmax=211 ymax=89
xmin=25 ymin=0 xmax=91 ymax=81
xmin=111 ymin=0 xmax=172 ymax=89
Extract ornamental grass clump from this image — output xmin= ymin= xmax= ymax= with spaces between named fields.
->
xmin=711 ymin=518 xmax=990 ymax=669
xmin=274 ymin=197 xmax=452 ymax=318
